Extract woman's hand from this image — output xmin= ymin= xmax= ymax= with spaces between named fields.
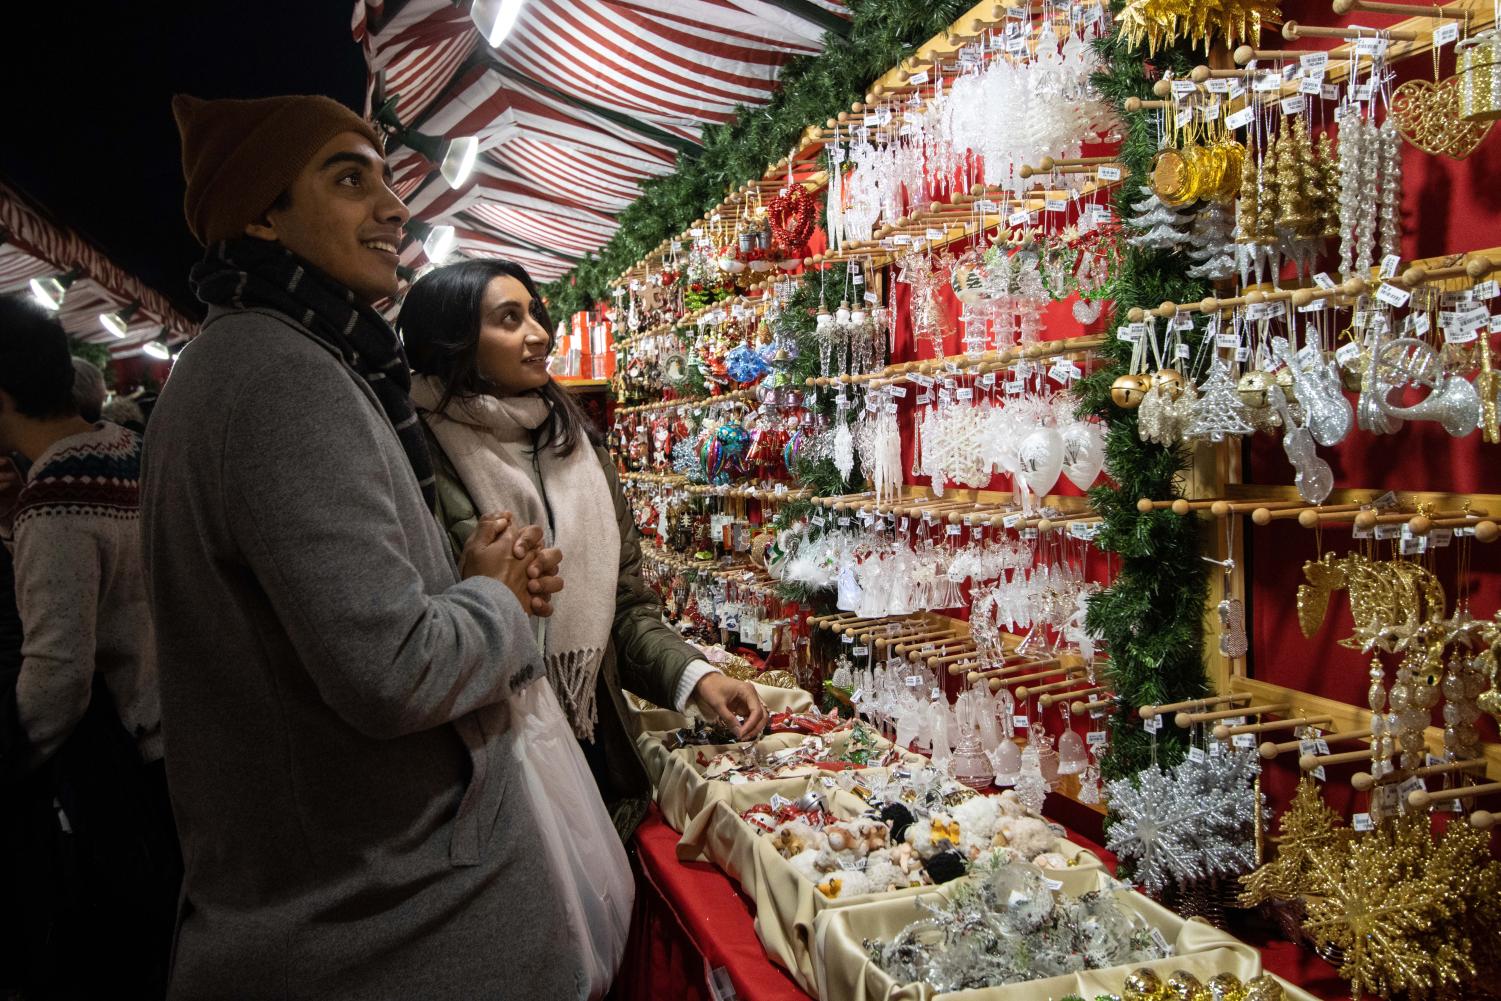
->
xmin=526 ymin=547 xmax=564 ymax=617
xmin=692 ymin=673 xmax=767 ymax=739
xmin=460 ymin=513 xmax=544 ymax=613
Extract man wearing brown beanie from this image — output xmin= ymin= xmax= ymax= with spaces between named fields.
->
xmin=140 ymin=94 xmax=576 ymax=1000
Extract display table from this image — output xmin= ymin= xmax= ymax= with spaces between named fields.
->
xmin=616 ymin=801 xmax=1349 ymax=1001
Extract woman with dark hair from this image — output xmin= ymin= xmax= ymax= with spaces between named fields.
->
xmin=398 ymin=259 xmax=768 ymax=841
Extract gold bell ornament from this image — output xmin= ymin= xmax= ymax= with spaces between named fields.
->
xmin=1152 ymin=368 xmax=1185 ymax=400
xmin=1112 ymin=373 xmax=1152 ymax=409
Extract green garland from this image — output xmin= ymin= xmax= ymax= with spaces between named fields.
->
xmin=1073 ymin=24 xmax=1211 ymax=781
xmin=543 ymin=0 xmax=971 ymax=321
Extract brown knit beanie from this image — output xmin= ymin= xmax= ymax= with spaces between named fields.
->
xmin=172 ymin=94 xmax=384 ymax=246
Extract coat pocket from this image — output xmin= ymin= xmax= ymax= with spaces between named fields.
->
xmin=447 ymin=701 xmax=512 ymax=866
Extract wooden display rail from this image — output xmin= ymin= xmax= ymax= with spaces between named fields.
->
xmin=805 ymin=333 xmax=1105 ymax=388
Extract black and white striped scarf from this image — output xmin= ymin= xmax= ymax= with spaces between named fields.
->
xmin=190 ymin=238 xmax=435 ymax=509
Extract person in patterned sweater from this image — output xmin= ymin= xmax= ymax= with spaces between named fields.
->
xmin=0 ymin=292 xmax=178 ymax=997
xmin=0 ymin=294 xmax=161 ymax=765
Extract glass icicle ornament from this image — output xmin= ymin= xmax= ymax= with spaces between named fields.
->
xmin=1378 ymin=114 xmax=1403 ymax=265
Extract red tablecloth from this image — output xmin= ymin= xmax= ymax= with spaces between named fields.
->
xmin=618 ymin=798 xmax=1348 ymax=1001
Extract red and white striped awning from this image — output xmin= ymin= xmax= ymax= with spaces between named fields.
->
xmin=358 ymin=0 xmax=844 ymax=283
xmin=1 ymin=182 xmax=195 ymax=353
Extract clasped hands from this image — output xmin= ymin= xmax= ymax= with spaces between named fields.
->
xmin=458 ymin=512 xmax=564 ymax=617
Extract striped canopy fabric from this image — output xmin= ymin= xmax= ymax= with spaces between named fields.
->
xmin=357 ymin=0 xmax=844 ymax=283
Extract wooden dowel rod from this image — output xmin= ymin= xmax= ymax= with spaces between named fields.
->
xmin=979 ymin=663 xmax=1076 ymax=688
xmin=910 ymin=638 xmax=974 ymax=663
xmin=1017 ymin=675 xmax=1095 ymax=699
xmin=1042 ymin=155 xmax=1118 ymax=168
xmin=1410 ymin=779 xmax=1501 ymax=808
xmin=1301 ymin=746 xmax=1388 ymax=770
xmin=1260 ymin=727 xmax=1371 ymax=759
xmin=1072 ymin=697 xmax=1116 ymax=713
xmin=889 ymin=630 xmax=962 ymax=653
xmin=1213 ymin=715 xmax=1333 ymax=739
xmin=1234 ymin=44 xmax=1374 ymax=64
xmin=1123 ymin=97 xmax=1172 ymax=111
xmin=1140 ymin=692 xmax=1251 ymax=719
xmin=1284 ymin=20 xmax=1420 ymax=42
xmin=1253 ymin=502 xmax=1364 ymax=525
xmin=1351 ymin=757 xmax=1487 ymax=791
xmin=1332 ymin=0 xmax=1467 ymax=17
xmin=1472 ymin=809 xmax=1496 ymax=829
xmin=1211 ymin=499 xmax=1307 ymax=516
xmin=1177 ymin=702 xmax=1290 ymax=727
xmin=1043 ymin=685 xmax=1106 ymax=708
xmin=980 ymin=656 xmax=1064 ymax=679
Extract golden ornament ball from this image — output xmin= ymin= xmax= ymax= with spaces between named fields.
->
xmin=1274 ymin=368 xmax=1299 ymax=404
xmin=1152 ymin=368 xmax=1185 ymax=400
xmin=1123 ymin=968 xmax=1166 ymax=1001
xmin=1241 ymin=975 xmax=1285 ymax=1001
xmin=1237 ymin=370 xmax=1272 ymax=408
xmin=1166 ymin=970 xmax=1207 ymax=1001
xmin=1206 ymin=972 xmax=1246 ymax=1001
xmin=1111 ymin=373 xmax=1151 ymax=409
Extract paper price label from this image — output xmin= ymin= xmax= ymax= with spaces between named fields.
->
xmin=1171 ymin=79 xmax=1197 ymax=96
xmin=1143 ymin=715 xmax=1163 ymax=733
xmin=1434 ymin=21 xmax=1459 ymax=46
xmin=1300 ymin=51 xmax=1329 ymax=70
xmin=1004 ymin=379 xmax=1025 ymax=395
xmin=1177 ymin=342 xmax=1192 ymax=359
xmin=956 ymin=387 xmax=974 ymax=401
xmin=899 ymin=517 xmax=910 ymax=530
xmin=841 ymin=633 xmax=854 ymax=644
xmin=853 ymin=646 xmax=870 ymax=657
xmin=1008 ymin=209 xmax=1031 ymax=226
xmin=905 ymin=675 xmax=922 ymax=688
xmin=1375 ymin=523 xmax=1402 ymax=540
xmin=1492 ymin=314 xmax=1501 ymax=333
xmin=1233 ymin=733 xmax=1257 ymax=749
xmin=1149 ymin=926 xmax=1173 ymax=956
xmin=1335 ymin=341 xmax=1362 ymax=366
xmin=1188 ymin=746 xmax=1207 ymax=763
xmin=890 ymin=386 xmax=907 ymax=398
xmin=1380 ymin=254 xmax=1402 ymax=279
xmin=1254 ymin=72 xmax=1283 ymax=92
xmin=1313 ymin=271 xmax=1337 ymax=291
xmin=1280 ymin=95 xmax=1305 ymax=115
xmin=946 ymin=524 xmax=963 ymax=536
xmin=974 ymin=199 xmax=1000 ymax=212
xmin=1430 ymin=527 xmax=1454 ymax=546
xmin=1012 ymin=715 xmax=1030 ymax=729
xmin=908 ymin=69 xmax=930 ymax=85
xmin=1474 ymin=279 xmax=1499 ymax=300
xmin=1003 ymin=513 xmax=1023 ymax=529
xmin=1376 ymin=282 xmax=1412 ymax=308
xmin=837 ymin=516 xmax=851 ymax=527
xmin=1355 ymin=36 xmax=1389 ymax=56
xmin=1322 ymin=83 xmax=1341 ymax=101
xmin=1215 ymin=332 xmax=1240 ymax=349
xmin=1087 ymin=731 xmax=1109 ymax=746
xmin=1300 ymin=76 xmax=1324 ymax=96
xmin=811 ymin=515 xmax=826 ymax=527
xmin=1225 ymin=106 xmax=1255 ymax=130
xmin=1044 ymin=877 xmax=1065 ymax=891
xmin=925 ymin=227 xmax=945 ymax=241
xmin=1353 ymin=813 xmax=1375 ymax=832
xmin=1045 ymin=198 xmax=1068 ymax=212
xmin=850 ymin=688 xmax=864 ymax=704
xmin=1206 ymin=78 xmax=1230 ymax=93
xmin=1097 ymin=165 xmax=1122 ymax=181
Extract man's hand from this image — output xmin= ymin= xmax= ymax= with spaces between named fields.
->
xmin=692 ymin=673 xmax=767 ymax=740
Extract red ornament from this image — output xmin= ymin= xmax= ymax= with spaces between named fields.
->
xmin=766 ymin=183 xmax=815 ymax=256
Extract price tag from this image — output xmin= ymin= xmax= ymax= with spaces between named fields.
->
xmin=975 ymin=198 xmax=1000 ymax=212
xmin=1089 ymin=205 xmax=1113 ymax=222
xmin=1315 ymin=738 xmax=1330 ymax=755
xmin=852 ymin=272 xmax=865 ymax=286
xmin=1380 ymin=254 xmax=1402 ymax=279
xmin=1355 ymin=36 xmax=1389 ymax=57
xmin=853 ymin=646 xmax=870 ymax=657
xmin=956 ymin=387 xmax=974 ymax=401
xmin=841 ymin=633 xmax=854 ymax=645
xmin=1045 ymin=198 xmax=1068 ymax=213
xmin=1225 ymin=106 xmax=1255 ymax=130
xmin=1171 ymin=79 xmax=1197 ymax=97
xmin=1205 ymin=78 xmax=1230 ymax=94
xmin=890 ymin=386 xmax=907 ymax=399
xmin=1216 ymin=332 xmax=1240 ymax=349
xmin=1375 ymin=523 xmax=1401 ymax=540
xmin=1097 ymin=165 xmax=1122 ymax=181
xmin=1300 ymin=51 xmax=1329 ymax=70
xmin=1087 ymin=731 xmax=1109 ymax=746
xmin=1322 ymin=83 xmax=1341 ymax=101
xmin=1335 ymin=341 xmax=1362 ymax=366
xmin=1280 ymin=95 xmax=1305 ymax=115
xmin=1188 ymin=746 xmax=1207 ymax=763
xmin=1398 ymin=775 xmax=1426 ymax=802
xmin=1434 ymin=21 xmax=1459 ymax=46
xmin=899 ymin=517 xmax=910 ymax=530
xmin=1353 ymin=813 xmax=1375 ymax=832
xmin=981 ymin=372 xmax=998 ymax=386
xmin=1376 ymin=282 xmax=1411 ymax=308
xmin=850 ymin=688 xmax=864 ymax=703
xmin=837 ymin=516 xmax=851 ymax=527
xmin=1118 ymin=328 xmax=1143 ymax=343
xmin=1254 ymin=72 xmax=1282 ymax=92
xmin=1474 ymin=279 xmax=1499 ymax=300
xmin=946 ymin=524 xmax=963 ymax=535
xmin=925 ymin=227 xmax=945 ymax=241
xmin=1233 ymin=733 xmax=1257 ymax=749
xmin=769 ymin=793 xmax=793 ymax=811
xmin=1229 ymin=80 xmax=1246 ymax=99
xmin=1492 ymin=314 xmax=1501 ymax=332
xmin=1300 ymin=76 xmax=1324 ymax=96
xmin=1149 ymin=926 xmax=1173 ymax=956
xmin=1177 ymin=343 xmax=1192 ymax=359
xmin=1004 ymin=379 xmax=1025 ymax=395
xmin=812 ymin=515 xmax=826 ymax=527
xmin=1012 ymin=715 xmax=1030 ymax=729
xmin=1003 ymin=513 xmax=1023 ymax=529
xmin=1008 ymin=209 xmax=1031 ymax=227
xmin=931 ymin=687 xmax=943 ymax=701
xmin=914 ymin=392 xmax=931 ymax=405
xmin=1430 ymin=527 xmax=1454 ymax=546
xmin=908 ymin=69 xmax=930 ymax=85
xmin=1044 ymin=877 xmax=1065 ymax=891
xmin=1143 ymin=715 xmax=1163 ymax=733
xmin=1312 ymin=765 xmax=1327 ymax=781
xmin=1313 ymin=271 xmax=1337 ymax=291
xmin=905 ymin=675 xmax=922 ymax=688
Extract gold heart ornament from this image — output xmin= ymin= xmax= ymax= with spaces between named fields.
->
xmin=1390 ymin=76 xmax=1495 ymax=159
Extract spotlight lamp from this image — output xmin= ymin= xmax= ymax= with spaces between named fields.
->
xmin=100 ymin=301 xmax=141 ymax=338
xmin=470 ymin=0 xmax=527 ymax=47
xmin=29 ymin=265 xmax=84 ymax=311
xmin=375 ymin=99 xmax=479 ymax=189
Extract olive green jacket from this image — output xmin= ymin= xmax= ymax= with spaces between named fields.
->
xmin=425 ymin=426 xmax=697 ymax=840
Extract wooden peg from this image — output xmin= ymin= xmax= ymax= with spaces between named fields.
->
xmin=1072 ymin=696 xmax=1116 ymax=714
xmin=1177 ymin=702 xmax=1289 ymax=728
xmin=1333 ymin=0 xmax=1468 ymax=16
xmin=1472 ymin=809 xmax=1496 ymax=829
xmin=1211 ymin=499 xmax=1306 ymax=517
xmin=1139 ymin=692 xmax=1251 ymax=719
xmin=1260 ymin=727 xmax=1372 ymax=759
xmin=1410 ymin=779 xmax=1501 ymax=809
xmin=1016 ymin=672 xmax=1093 ymax=700
xmin=1300 ymin=746 xmax=1387 ymax=770
xmin=1042 ymin=685 xmax=1106 ymax=708
xmin=1252 ymin=502 xmax=1363 ymax=526
xmin=1351 ymin=757 xmax=1487 ymax=791
xmin=1213 ymin=714 xmax=1333 ymax=740
xmin=1283 ymin=20 xmax=1420 ymax=42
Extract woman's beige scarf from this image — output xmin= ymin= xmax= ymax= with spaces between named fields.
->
xmin=413 ymin=377 xmax=619 ymax=739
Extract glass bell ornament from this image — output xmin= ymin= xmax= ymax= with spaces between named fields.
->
xmin=1056 ymin=721 xmax=1088 ymax=777
xmin=989 ymin=737 xmax=1022 ymax=786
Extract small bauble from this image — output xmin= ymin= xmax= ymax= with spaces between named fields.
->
xmin=1240 ymin=975 xmax=1284 ymax=1001
xmin=1165 ymin=970 xmax=1207 ymax=1001
xmin=1237 ymin=370 xmax=1272 ymax=409
xmin=1122 ymin=968 xmax=1165 ymax=1001
xmin=1152 ymin=368 xmax=1185 ymax=400
xmin=1206 ymin=972 xmax=1246 ymax=1001
xmin=1111 ymin=373 xmax=1151 ymax=409
xmin=1274 ymin=368 xmax=1298 ymax=404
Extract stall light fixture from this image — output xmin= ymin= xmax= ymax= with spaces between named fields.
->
xmin=142 ymin=327 xmax=172 ymax=361
xmin=100 ymin=301 xmax=141 ymax=339
xmin=376 ymin=99 xmax=479 ymax=189
xmin=407 ymin=219 xmax=458 ymax=265
xmin=470 ymin=0 xmax=527 ymax=47
xmin=29 ymin=266 xmax=84 ymax=311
